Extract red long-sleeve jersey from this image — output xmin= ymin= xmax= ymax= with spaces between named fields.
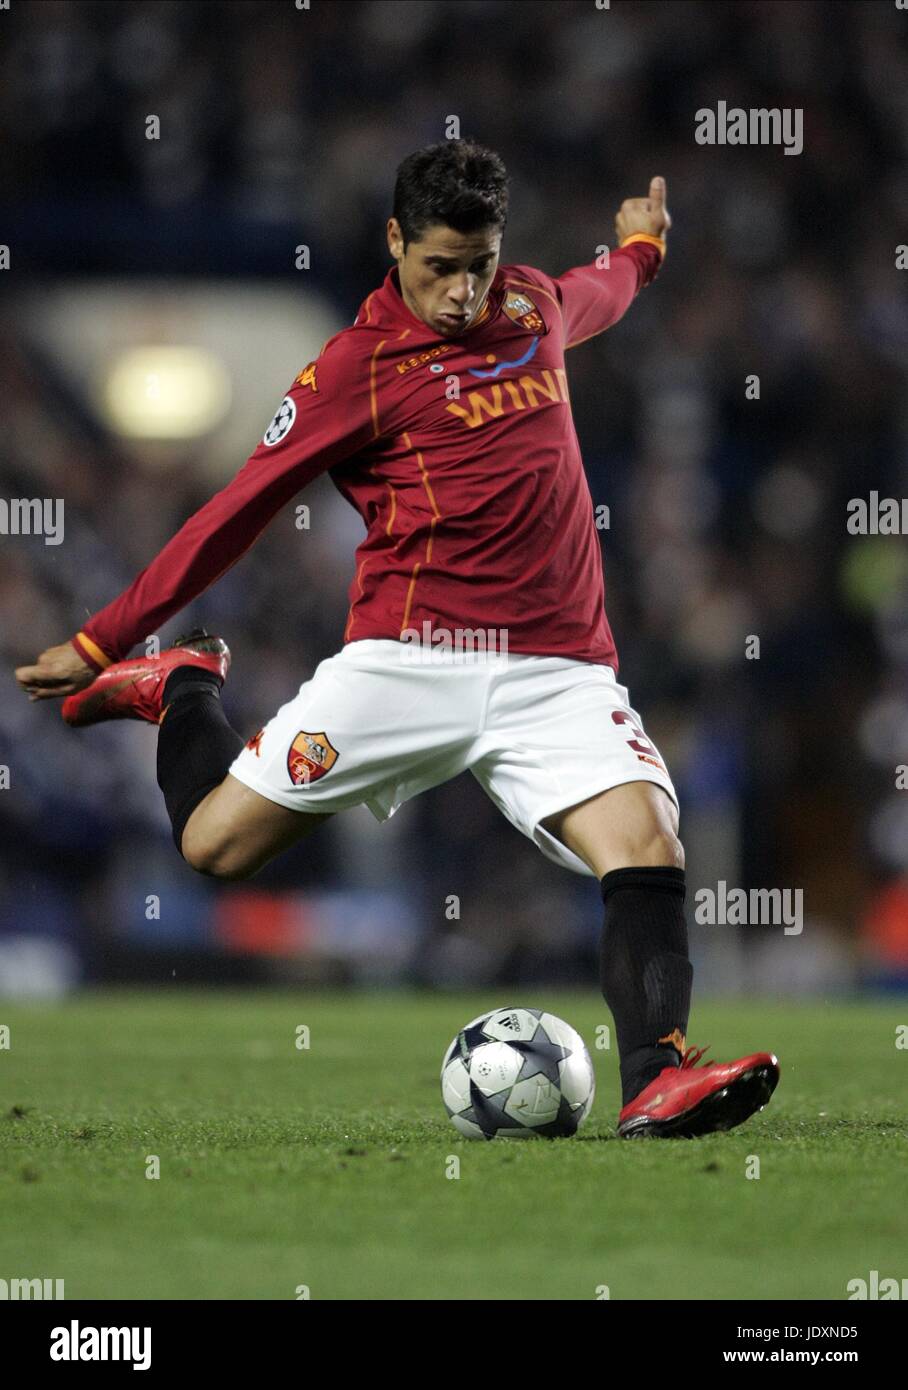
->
xmin=71 ymin=235 xmax=664 ymax=677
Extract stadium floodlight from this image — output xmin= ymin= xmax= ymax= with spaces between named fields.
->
xmin=102 ymin=345 xmax=232 ymax=440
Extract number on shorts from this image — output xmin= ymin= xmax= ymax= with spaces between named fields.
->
xmin=611 ymin=709 xmax=658 ymax=756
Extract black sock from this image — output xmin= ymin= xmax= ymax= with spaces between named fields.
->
xmin=600 ymin=866 xmax=693 ymax=1106
xmin=157 ymin=667 xmax=244 ymax=854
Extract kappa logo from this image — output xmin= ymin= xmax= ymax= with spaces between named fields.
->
xmin=245 ymin=728 xmax=264 ymax=756
xmin=395 ymin=343 xmax=453 ymax=376
xmin=637 ymin=752 xmax=667 ymax=772
xmin=503 ymin=290 xmax=545 ymax=334
xmin=288 ymin=730 xmax=339 ymax=785
xmin=262 ymin=396 xmax=296 ymax=447
xmin=294 ymin=362 xmax=318 ymax=392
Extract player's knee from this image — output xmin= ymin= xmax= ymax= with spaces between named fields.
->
xmin=613 ymin=825 xmax=685 ymax=871
xmin=182 ymin=830 xmax=258 ymax=881
xmin=639 ymin=826 xmax=685 ymax=870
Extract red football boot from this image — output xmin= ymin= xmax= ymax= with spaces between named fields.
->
xmin=618 ymin=1045 xmax=780 ymax=1139
xmin=61 ymin=630 xmax=230 ymax=727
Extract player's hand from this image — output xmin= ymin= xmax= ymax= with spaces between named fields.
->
xmin=615 ymin=176 xmax=671 ymax=243
xmin=15 ymin=642 xmax=97 ymax=701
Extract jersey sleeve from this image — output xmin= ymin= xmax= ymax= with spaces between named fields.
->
xmin=553 ymin=236 xmax=665 ymax=350
xmin=71 ymin=335 xmax=376 ymax=669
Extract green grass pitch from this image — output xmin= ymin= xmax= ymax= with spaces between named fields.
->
xmin=1 ymin=989 xmax=906 ymax=1300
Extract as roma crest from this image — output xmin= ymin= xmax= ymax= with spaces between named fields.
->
xmin=288 ymin=730 xmax=338 ymax=785
xmin=504 ymin=290 xmax=544 ymax=334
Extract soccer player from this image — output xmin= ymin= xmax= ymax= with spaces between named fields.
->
xmin=16 ymin=140 xmax=778 ymax=1138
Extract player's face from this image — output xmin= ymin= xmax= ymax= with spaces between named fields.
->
xmin=387 ymin=218 xmax=501 ymax=338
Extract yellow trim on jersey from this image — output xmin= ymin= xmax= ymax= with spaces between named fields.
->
xmin=473 ymin=297 xmax=492 ymax=327
xmin=344 ymin=558 xmax=369 ymax=642
xmin=400 ymin=561 xmax=421 ymax=634
xmin=360 ymin=291 xmax=377 ymax=325
xmin=398 ymin=431 xmax=443 ymax=633
xmin=75 ymin=631 xmax=112 ymax=669
xmin=618 ymin=232 xmax=667 ymax=258
xmin=385 ymin=483 xmax=398 ymax=538
xmin=369 ymin=339 xmax=388 ymax=438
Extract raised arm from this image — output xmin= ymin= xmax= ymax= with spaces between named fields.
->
xmin=557 ymin=175 xmax=671 ymax=349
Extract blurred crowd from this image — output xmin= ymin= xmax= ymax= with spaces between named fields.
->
xmin=1 ymin=0 xmax=907 ymax=991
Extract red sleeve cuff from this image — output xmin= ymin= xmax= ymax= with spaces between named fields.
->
xmin=616 ymin=235 xmax=665 ymax=289
xmin=618 ymin=232 xmax=667 ymax=258
xmin=71 ymin=631 xmax=115 ymax=673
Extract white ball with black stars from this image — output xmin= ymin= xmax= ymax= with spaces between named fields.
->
xmin=440 ymin=1006 xmax=595 ymax=1139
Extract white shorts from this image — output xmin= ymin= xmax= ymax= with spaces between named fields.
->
xmin=229 ymin=639 xmax=678 ymax=877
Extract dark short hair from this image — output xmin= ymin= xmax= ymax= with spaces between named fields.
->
xmin=392 ymin=139 xmax=509 ymax=248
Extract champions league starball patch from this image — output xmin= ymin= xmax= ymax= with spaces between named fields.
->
xmin=262 ymin=396 xmax=296 ymax=447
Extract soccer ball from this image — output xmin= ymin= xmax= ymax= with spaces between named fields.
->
xmin=440 ymin=1006 xmax=595 ymax=1139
